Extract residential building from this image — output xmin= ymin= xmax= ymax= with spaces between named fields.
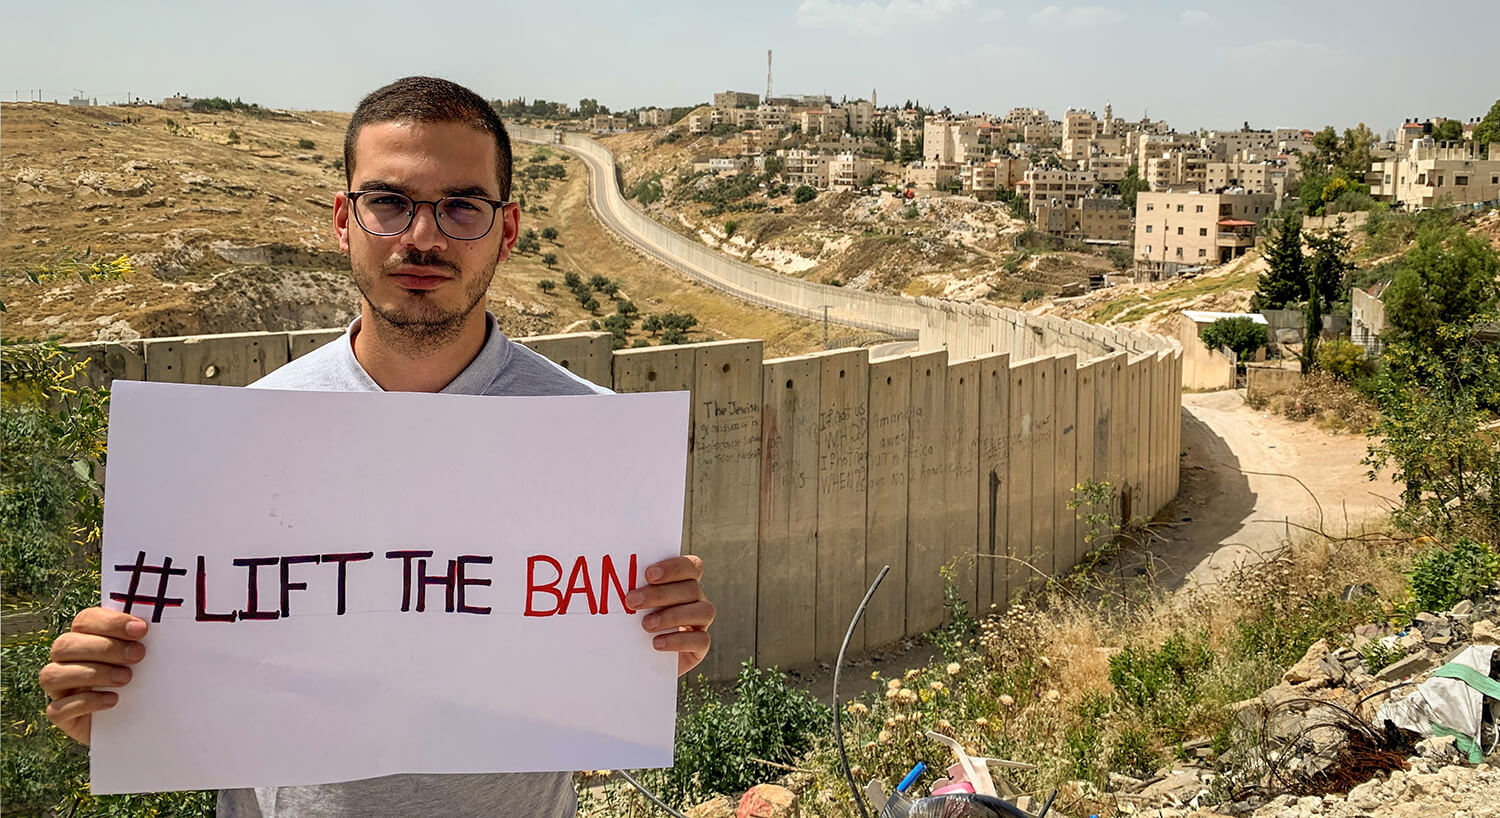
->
xmin=591 ymin=114 xmax=630 ymax=133
xmin=828 ymin=152 xmax=876 ymax=191
xmin=1137 ymin=133 xmax=1199 ymax=172
xmin=708 ymin=157 xmax=750 ymax=174
xmin=638 ymin=108 xmax=669 ymax=127
xmin=740 ymin=128 xmax=779 ymax=154
xmin=1086 ymin=153 xmax=1129 ymax=184
xmin=895 ymin=124 xmax=922 ymax=152
xmin=1145 ymin=149 xmax=1212 ymax=191
xmin=1368 ymin=138 xmax=1500 ymax=210
xmin=1133 ymin=190 xmax=1276 ymax=273
xmin=924 ymin=116 xmax=982 ymax=163
xmin=904 ymin=161 xmax=959 ymax=191
xmin=758 ymin=104 xmax=791 ymax=132
xmin=1205 ymin=157 xmax=1294 ymax=197
xmin=1034 ymin=195 xmax=1131 ymax=242
xmin=1204 ymin=127 xmax=1274 ymax=160
xmin=1017 ymin=169 xmax=1098 ymax=214
xmin=729 ymin=108 xmax=759 ymax=129
xmin=160 ymin=95 xmax=189 ymax=111
xmin=713 ymin=90 xmax=761 ymax=110
xmin=1062 ymin=109 xmax=1102 ymax=160
xmin=960 ymin=156 xmax=1029 ymax=196
xmin=845 ymin=100 xmax=875 ymax=135
xmin=783 ymin=149 xmax=830 ymax=189
xmin=1023 ymin=120 xmax=1054 ymax=145
xmin=1006 ymin=107 xmax=1049 ymax=128
xmin=688 ymin=113 xmax=710 ymax=135
xmin=801 ymin=108 xmax=848 ymax=136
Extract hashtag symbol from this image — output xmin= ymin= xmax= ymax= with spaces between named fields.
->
xmin=110 ymin=550 xmax=187 ymax=622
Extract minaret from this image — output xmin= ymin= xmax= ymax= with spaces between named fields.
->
xmin=872 ymin=89 xmax=877 ymax=108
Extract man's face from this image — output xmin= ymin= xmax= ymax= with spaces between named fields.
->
xmin=335 ymin=121 xmax=519 ymax=338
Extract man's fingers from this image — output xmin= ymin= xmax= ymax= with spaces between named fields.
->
xmin=46 ymin=690 xmax=117 ymax=728
xmin=39 ymin=662 xmax=132 ymax=699
xmin=643 ymin=554 xmax=703 ymax=585
xmin=642 ymin=600 xmax=715 ymax=633
xmin=652 ymin=628 xmax=710 ymax=657
xmin=50 ymin=632 xmax=146 ymax=667
xmin=71 ymin=607 xmax=148 ymax=640
xmin=627 ymin=578 xmax=703 ymax=612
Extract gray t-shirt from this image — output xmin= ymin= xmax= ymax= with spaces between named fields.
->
xmin=219 ymin=314 xmax=607 ymax=818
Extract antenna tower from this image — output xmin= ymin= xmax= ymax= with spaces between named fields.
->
xmin=766 ymin=50 xmax=773 ymax=104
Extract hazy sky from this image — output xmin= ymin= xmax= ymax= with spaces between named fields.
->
xmin=3 ymin=0 xmax=1495 ymax=133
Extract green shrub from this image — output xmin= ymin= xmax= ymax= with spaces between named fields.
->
xmin=1109 ymin=632 xmax=1213 ymax=712
xmin=650 ymin=662 xmax=829 ymax=806
xmin=563 ymin=271 xmax=582 ymax=289
xmin=1200 ymin=316 xmax=1268 ymax=363
xmin=1021 ymin=287 xmax=1045 ymax=303
xmin=1408 ymin=538 xmax=1500 ymax=612
xmin=541 ymin=226 xmax=559 ymax=241
xmin=1315 ymin=338 xmax=1371 ymax=381
xmin=793 ymin=185 xmax=816 ymax=204
xmin=1109 ymin=727 xmax=1158 ymax=777
xmin=297 ymin=138 xmax=315 ymax=150
xmin=538 ymin=279 xmax=556 ymax=293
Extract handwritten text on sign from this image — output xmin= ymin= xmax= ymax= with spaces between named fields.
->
xmin=92 ymin=382 xmax=689 ymax=794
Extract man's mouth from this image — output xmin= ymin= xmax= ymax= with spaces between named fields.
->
xmin=390 ymin=265 xmax=453 ymax=290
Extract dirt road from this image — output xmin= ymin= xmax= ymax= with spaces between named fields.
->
xmin=1133 ymin=390 xmax=1397 ymax=590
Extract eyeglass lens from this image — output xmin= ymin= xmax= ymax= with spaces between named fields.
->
xmin=354 ymin=192 xmax=496 ymax=240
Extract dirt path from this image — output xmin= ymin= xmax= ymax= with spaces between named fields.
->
xmin=1125 ymin=389 xmax=1397 ymax=590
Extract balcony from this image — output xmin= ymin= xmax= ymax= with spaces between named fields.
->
xmin=1216 ymin=218 xmax=1255 ymax=246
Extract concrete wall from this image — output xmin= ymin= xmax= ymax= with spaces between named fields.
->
xmin=67 ymin=324 xmax=1183 ymax=679
xmin=1175 ymin=313 xmax=1237 ymax=391
xmin=1246 ymin=365 xmax=1303 ymax=402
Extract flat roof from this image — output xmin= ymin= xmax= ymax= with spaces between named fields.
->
xmin=1183 ymin=310 xmax=1268 ymax=325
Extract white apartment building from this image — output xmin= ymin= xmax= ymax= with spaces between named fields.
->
xmin=1204 ymin=128 xmax=1274 ymax=160
xmin=638 ymin=108 xmax=669 ymax=127
xmin=959 ymin=157 xmax=1028 ymax=196
xmin=845 ymin=100 xmax=875 ymax=135
xmin=1368 ymin=139 xmax=1500 ymax=210
xmin=801 ymin=108 xmax=849 ymax=136
xmin=1205 ymin=158 xmax=1295 ymax=197
xmin=1087 ymin=153 xmax=1129 ymax=184
xmin=1146 ymin=149 xmax=1213 ymax=192
xmin=904 ymin=161 xmax=959 ymax=191
xmin=924 ymin=117 xmax=982 ymax=163
xmin=827 ymin=152 xmax=876 ymax=191
xmin=1134 ymin=190 xmax=1276 ymax=273
xmin=1062 ymin=110 xmax=1102 ymax=161
xmin=739 ymin=128 xmax=779 ymax=154
xmin=591 ymin=114 xmax=630 ymax=133
xmin=758 ymin=104 xmax=791 ymax=132
xmin=783 ymin=149 xmax=830 ymax=189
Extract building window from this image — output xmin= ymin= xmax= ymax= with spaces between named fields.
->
xmin=1176 ymin=247 xmax=1183 ymax=258
xmin=1195 ymin=204 xmax=1204 ymax=213
xmin=1177 ymin=226 xmax=1184 ymax=235
xmin=1199 ymin=227 xmax=1208 ymax=236
xmin=1199 ymin=248 xmax=1207 ymax=258
xmin=1145 ymin=224 xmax=1153 ymax=233
xmin=1177 ymin=204 xmax=1184 ymax=212
xmin=1144 ymin=245 xmax=1152 ymax=255
xmin=1456 ymin=175 xmax=1468 ymax=186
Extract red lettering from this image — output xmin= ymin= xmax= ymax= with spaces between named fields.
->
xmin=562 ymin=555 xmax=598 ymax=615
xmin=524 ymin=555 xmax=564 ymax=617
xmin=598 ymin=554 xmax=638 ymax=615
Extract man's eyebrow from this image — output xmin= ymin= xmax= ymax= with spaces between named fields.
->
xmin=443 ymin=184 xmax=496 ymax=199
xmin=355 ymin=179 xmax=408 ymax=194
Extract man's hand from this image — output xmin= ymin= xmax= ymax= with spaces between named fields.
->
xmin=39 ymin=608 xmax=148 ymax=746
xmin=627 ymin=555 xmax=713 ymax=677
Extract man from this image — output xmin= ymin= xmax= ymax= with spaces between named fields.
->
xmin=38 ymin=76 xmax=715 ymax=817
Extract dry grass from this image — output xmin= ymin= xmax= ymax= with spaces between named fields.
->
xmin=1249 ymin=372 xmax=1379 ymax=434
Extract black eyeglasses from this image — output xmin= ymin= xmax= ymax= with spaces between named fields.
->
xmin=346 ymin=190 xmax=509 ymax=241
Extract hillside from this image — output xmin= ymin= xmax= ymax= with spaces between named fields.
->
xmin=600 ymin=125 xmax=1118 ymax=303
xmin=0 ymin=102 xmax=829 ymax=355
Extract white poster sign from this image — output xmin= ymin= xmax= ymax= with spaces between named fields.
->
xmin=91 ymin=381 xmax=689 ymax=794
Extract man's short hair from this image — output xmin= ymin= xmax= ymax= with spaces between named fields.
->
xmin=343 ymin=76 xmax=513 ymax=201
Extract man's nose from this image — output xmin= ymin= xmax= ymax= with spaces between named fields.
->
xmin=402 ymin=202 xmax=448 ymax=250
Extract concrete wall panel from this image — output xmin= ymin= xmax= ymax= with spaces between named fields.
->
xmin=1074 ymin=357 xmax=1100 ymax=563
xmin=814 ymin=349 xmax=869 ymax=660
xmin=289 ymin=329 xmax=345 ymax=360
xmin=1005 ymin=359 xmax=1036 ymax=604
xmin=866 ymin=355 xmax=911 ymax=648
xmin=690 ymin=340 xmax=764 ymax=677
xmin=1029 ymin=357 xmax=1057 ymax=588
xmin=975 ymin=353 xmax=1011 ymax=611
xmin=944 ymin=358 xmax=980 ymax=613
xmin=613 ymin=346 xmax=697 ymax=547
xmin=67 ymin=340 xmax=146 ymax=389
xmin=516 ymin=332 xmax=613 ymax=388
xmin=1123 ymin=357 xmax=1143 ymax=523
xmin=1054 ymin=354 xmax=1079 ymax=575
xmin=143 ymin=332 xmax=291 ymax=386
xmin=756 ymin=355 xmax=821 ymax=669
xmin=905 ymin=350 xmax=948 ymax=634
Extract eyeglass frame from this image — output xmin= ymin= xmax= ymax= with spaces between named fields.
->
xmin=343 ymin=189 xmax=511 ymax=242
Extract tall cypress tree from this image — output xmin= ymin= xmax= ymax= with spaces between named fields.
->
xmin=1252 ymin=216 xmax=1305 ymax=310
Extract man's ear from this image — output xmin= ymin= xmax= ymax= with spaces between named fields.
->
xmin=495 ymin=202 xmax=521 ymax=263
xmin=333 ymin=192 xmax=352 ymax=254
